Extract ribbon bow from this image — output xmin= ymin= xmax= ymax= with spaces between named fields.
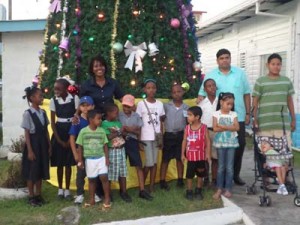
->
xmin=49 ymin=0 xmax=62 ymax=13
xmin=124 ymin=40 xmax=147 ymax=73
xmin=181 ymin=4 xmax=193 ymax=30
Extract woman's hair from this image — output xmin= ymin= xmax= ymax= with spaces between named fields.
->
xmin=188 ymin=106 xmax=202 ymax=119
xmin=22 ymin=86 xmax=41 ymax=104
xmin=203 ymin=78 xmax=216 ymax=88
xmin=216 ymin=92 xmax=235 ymax=111
xmin=87 ymin=109 xmax=101 ymax=121
xmin=142 ymin=78 xmax=157 ymax=88
xmin=55 ymin=78 xmax=71 ymax=90
xmin=88 ymin=54 xmax=108 ymax=77
xmin=267 ymin=53 xmax=282 ymax=63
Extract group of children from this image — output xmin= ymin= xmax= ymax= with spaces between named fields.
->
xmin=21 ymin=52 xmax=293 ymax=207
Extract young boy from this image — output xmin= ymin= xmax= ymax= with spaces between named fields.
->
xmin=101 ymin=103 xmax=131 ymax=203
xmin=69 ymin=96 xmax=102 ymax=204
xmin=198 ymin=79 xmax=218 ymax=186
xmin=119 ymin=94 xmax=153 ymax=200
xmin=160 ymin=84 xmax=189 ymax=190
xmin=76 ymin=110 xmax=110 ymax=209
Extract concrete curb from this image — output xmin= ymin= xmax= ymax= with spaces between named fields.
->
xmin=0 ymin=187 xmax=28 ymax=200
xmin=95 ymin=196 xmax=255 ymax=225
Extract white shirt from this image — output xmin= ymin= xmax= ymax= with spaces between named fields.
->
xmin=198 ymin=97 xmax=218 ymax=128
xmin=49 ymin=93 xmax=80 ymax=112
xmin=136 ymin=99 xmax=165 ymax=141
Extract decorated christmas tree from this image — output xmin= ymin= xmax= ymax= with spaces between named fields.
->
xmin=39 ymin=0 xmax=201 ymax=98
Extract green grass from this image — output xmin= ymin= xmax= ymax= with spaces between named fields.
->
xmin=293 ymin=150 xmax=300 ymax=168
xmin=0 ymin=176 xmax=222 ymax=225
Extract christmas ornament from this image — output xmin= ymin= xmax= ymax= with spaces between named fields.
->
xmin=32 ymin=75 xmax=40 ymax=87
xmin=49 ymin=0 xmax=62 ymax=13
xmin=50 ymin=33 xmax=59 ymax=44
xmin=124 ymin=40 xmax=147 ymax=73
xmin=193 ymin=61 xmax=201 ymax=72
xmin=170 ymin=18 xmax=180 ymax=29
xmin=97 ymin=11 xmax=105 ymax=21
xmin=68 ymin=85 xmax=79 ymax=96
xmin=112 ymin=42 xmax=123 ymax=53
xmin=59 ymin=38 xmax=69 ymax=51
xmin=181 ymin=82 xmax=190 ymax=92
xmin=148 ymin=43 xmax=159 ymax=57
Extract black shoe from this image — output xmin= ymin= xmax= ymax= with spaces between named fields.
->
xmin=234 ymin=177 xmax=246 ymax=186
xmin=160 ymin=180 xmax=170 ymax=191
xmin=203 ymin=177 xmax=210 ymax=187
xmin=28 ymin=197 xmax=41 ymax=207
xmin=194 ymin=188 xmax=203 ymax=200
xmin=35 ymin=195 xmax=46 ymax=205
xmin=177 ymin=179 xmax=184 ymax=188
xmin=120 ymin=192 xmax=132 ymax=203
xmin=139 ymin=190 xmax=153 ymax=201
xmin=185 ymin=190 xmax=193 ymax=201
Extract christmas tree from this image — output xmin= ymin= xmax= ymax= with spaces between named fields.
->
xmin=40 ymin=0 xmax=201 ymax=99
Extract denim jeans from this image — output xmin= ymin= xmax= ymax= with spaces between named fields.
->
xmin=217 ymin=147 xmax=236 ymax=191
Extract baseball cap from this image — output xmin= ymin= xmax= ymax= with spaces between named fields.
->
xmin=122 ymin=94 xmax=135 ymax=107
xmin=79 ymin=96 xmax=94 ymax=105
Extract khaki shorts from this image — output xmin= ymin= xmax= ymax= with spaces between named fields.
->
xmin=209 ymin=130 xmax=217 ymax=159
xmin=143 ymin=141 xmax=159 ymax=167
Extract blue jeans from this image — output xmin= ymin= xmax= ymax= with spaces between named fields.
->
xmin=217 ymin=148 xmax=236 ymax=191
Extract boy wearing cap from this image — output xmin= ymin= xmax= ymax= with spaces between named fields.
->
xmin=69 ymin=96 xmax=101 ymax=204
xmin=119 ymin=94 xmax=153 ymax=200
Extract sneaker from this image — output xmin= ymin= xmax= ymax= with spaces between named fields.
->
xmin=74 ymin=194 xmax=84 ymax=204
xmin=276 ymin=186 xmax=282 ymax=195
xmin=35 ymin=195 xmax=46 ymax=205
xmin=185 ymin=190 xmax=193 ymax=201
xmin=64 ymin=190 xmax=73 ymax=201
xmin=160 ymin=181 xmax=170 ymax=191
xmin=177 ymin=179 xmax=184 ymax=188
xmin=28 ymin=197 xmax=41 ymax=207
xmin=139 ymin=190 xmax=153 ymax=201
xmin=57 ymin=189 xmax=64 ymax=200
xmin=95 ymin=194 xmax=102 ymax=203
xmin=194 ymin=188 xmax=203 ymax=200
xmin=281 ymin=185 xmax=289 ymax=196
xmin=120 ymin=192 xmax=132 ymax=203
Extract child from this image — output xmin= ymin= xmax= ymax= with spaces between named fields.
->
xmin=21 ymin=86 xmax=51 ymax=206
xmin=50 ymin=78 xmax=79 ymax=199
xmin=160 ymin=84 xmax=188 ymax=190
xmin=181 ymin=106 xmax=211 ymax=200
xmin=260 ymin=141 xmax=288 ymax=195
xmin=198 ymin=79 xmax=218 ymax=186
xmin=252 ymin=53 xmax=295 ymax=147
xmin=213 ymin=92 xmax=240 ymax=199
xmin=136 ymin=79 xmax=165 ymax=192
xmin=69 ymin=96 xmax=101 ymax=204
xmin=76 ymin=110 xmax=111 ymax=209
xmin=101 ymin=103 xmax=131 ymax=202
xmin=119 ymin=94 xmax=153 ymax=200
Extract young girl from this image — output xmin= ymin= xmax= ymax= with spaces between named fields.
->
xmin=50 ymin=78 xmax=79 ymax=199
xmin=181 ymin=106 xmax=211 ymax=200
xmin=21 ymin=86 xmax=51 ymax=206
xmin=213 ymin=92 xmax=240 ymax=199
xmin=136 ymin=79 xmax=165 ymax=193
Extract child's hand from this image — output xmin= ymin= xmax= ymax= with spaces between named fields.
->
xmin=181 ymin=154 xmax=186 ymax=163
xmin=28 ymin=150 xmax=36 ymax=161
xmin=206 ymin=155 xmax=211 ymax=163
xmin=72 ymin=115 xmax=80 ymax=125
xmin=77 ymin=161 xmax=84 ymax=169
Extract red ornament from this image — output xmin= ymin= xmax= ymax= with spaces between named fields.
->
xmin=170 ymin=18 xmax=180 ymax=29
xmin=68 ymin=85 xmax=79 ymax=96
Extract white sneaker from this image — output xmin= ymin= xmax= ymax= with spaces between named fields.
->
xmin=281 ymin=185 xmax=289 ymax=196
xmin=74 ymin=194 xmax=84 ymax=204
xmin=276 ymin=186 xmax=282 ymax=195
xmin=95 ymin=194 xmax=102 ymax=203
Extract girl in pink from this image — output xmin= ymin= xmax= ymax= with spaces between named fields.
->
xmin=181 ymin=106 xmax=211 ymax=200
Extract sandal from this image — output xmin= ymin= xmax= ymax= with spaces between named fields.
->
xmin=223 ymin=191 xmax=232 ymax=198
xmin=83 ymin=203 xmax=95 ymax=208
xmin=213 ymin=189 xmax=222 ymax=200
xmin=101 ymin=203 xmax=111 ymax=211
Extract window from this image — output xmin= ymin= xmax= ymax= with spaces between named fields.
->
xmin=260 ymin=52 xmax=287 ymax=76
xmin=239 ymin=52 xmax=246 ymax=69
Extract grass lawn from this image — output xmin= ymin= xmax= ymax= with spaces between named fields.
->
xmin=293 ymin=150 xmax=300 ymax=168
xmin=0 ymin=172 xmax=222 ymax=225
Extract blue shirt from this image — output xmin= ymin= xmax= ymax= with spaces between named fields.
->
xmin=198 ymin=66 xmax=250 ymax=122
xmin=80 ymin=77 xmax=124 ymax=111
xmin=69 ymin=116 xmax=88 ymax=136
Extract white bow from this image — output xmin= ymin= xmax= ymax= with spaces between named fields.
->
xmin=124 ymin=41 xmax=147 ymax=73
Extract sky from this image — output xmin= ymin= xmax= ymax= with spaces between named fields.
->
xmin=0 ymin=0 xmax=245 ymax=21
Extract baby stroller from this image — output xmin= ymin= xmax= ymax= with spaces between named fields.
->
xmin=246 ymin=109 xmax=300 ymax=207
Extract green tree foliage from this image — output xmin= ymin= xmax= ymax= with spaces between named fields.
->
xmin=41 ymin=0 xmax=201 ymax=98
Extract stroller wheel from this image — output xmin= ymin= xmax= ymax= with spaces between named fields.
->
xmin=246 ymin=186 xmax=257 ymax=195
xmin=265 ymin=196 xmax=271 ymax=206
xmin=294 ymin=197 xmax=300 ymax=207
xmin=252 ymin=186 xmax=257 ymax=194
xmin=259 ymin=196 xmax=264 ymax=206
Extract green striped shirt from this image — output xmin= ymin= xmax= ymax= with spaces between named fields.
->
xmin=252 ymin=75 xmax=294 ymax=130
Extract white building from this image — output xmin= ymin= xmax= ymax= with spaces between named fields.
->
xmin=197 ymin=0 xmax=300 ymax=112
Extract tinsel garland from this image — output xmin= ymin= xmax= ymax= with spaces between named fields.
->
xmin=110 ymin=0 xmax=120 ymax=79
xmin=75 ymin=0 xmax=81 ymax=84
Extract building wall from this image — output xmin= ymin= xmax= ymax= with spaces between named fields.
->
xmin=198 ymin=1 xmax=298 ymax=93
xmin=2 ymin=31 xmax=44 ymax=145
